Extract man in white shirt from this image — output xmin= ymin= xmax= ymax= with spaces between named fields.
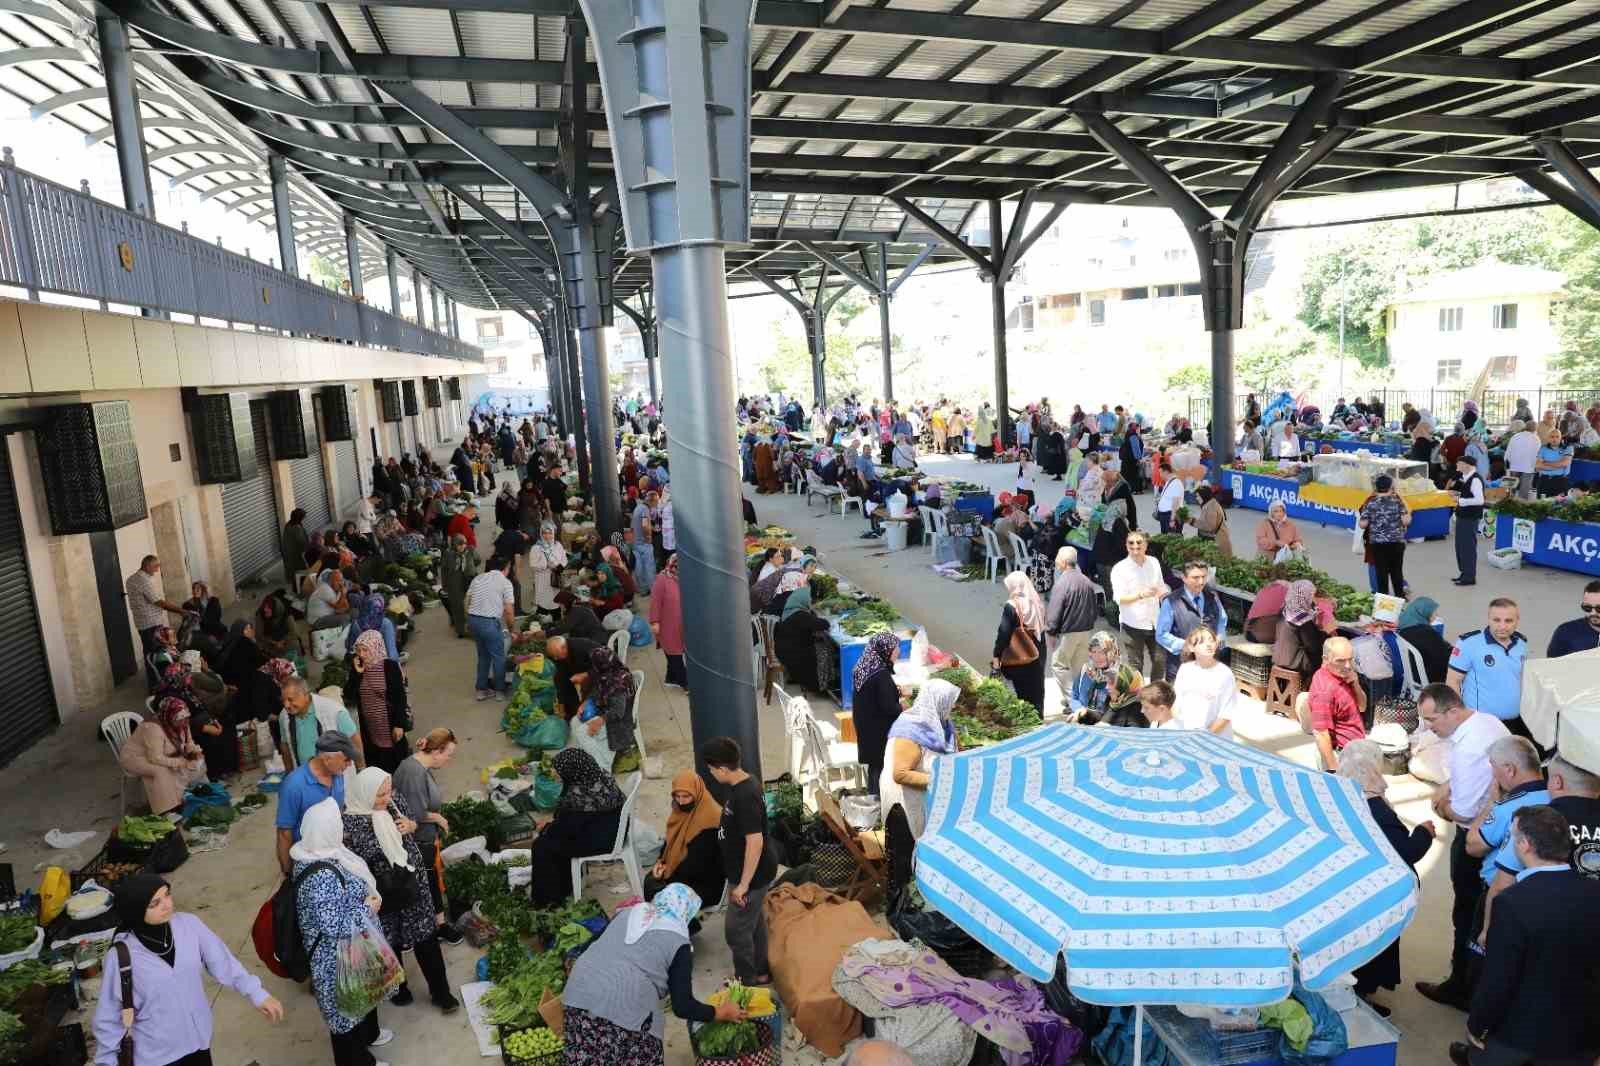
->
xmin=354 ymin=492 xmax=380 ymax=536
xmin=125 ymin=554 xmax=188 ymax=689
xmin=1449 ymin=455 xmax=1486 ymax=586
xmin=1503 ymin=423 xmax=1541 ymax=501
xmin=1416 ymin=682 xmax=1512 ymax=1010
xmin=465 ymin=555 xmax=517 ymax=701
xmin=1155 ymin=468 xmax=1186 ymax=534
xmin=1110 ymin=531 xmax=1169 ymax=680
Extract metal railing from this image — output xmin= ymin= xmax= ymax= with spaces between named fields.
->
xmin=0 ymin=151 xmax=479 ymax=362
xmin=1186 ymin=386 xmax=1600 ymax=430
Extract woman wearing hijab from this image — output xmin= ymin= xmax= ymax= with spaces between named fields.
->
xmin=1066 ymin=632 xmax=1146 ymax=725
xmin=345 ymin=593 xmax=401 ymax=662
xmin=155 ymin=659 xmax=234 ymax=780
xmin=343 ymin=630 xmax=410 ymax=773
xmin=992 ymin=571 xmax=1046 ymax=713
xmin=1185 ymin=484 xmax=1234 ymax=557
xmin=293 ymin=799 xmax=395 ymax=1066
xmin=250 ymin=657 xmax=300 ymax=733
xmin=1397 ymin=595 xmax=1452 ymax=684
xmin=530 ymin=750 xmax=628 ymax=906
xmin=577 ymin=646 xmax=637 ymax=760
xmin=772 ymin=571 xmax=829 ymax=694
xmin=749 ymin=553 xmax=807 ymax=614
xmin=342 ymin=768 xmax=459 ymax=1014
xmin=183 ymin=580 xmax=226 ymax=643
xmin=1091 ymin=497 xmax=1130 ymax=597
xmin=599 ymin=545 xmax=637 ymax=602
xmin=216 ymin=619 xmax=266 ymax=690
xmin=880 ymin=679 xmax=959 ymax=838
xmin=517 ymin=478 xmax=545 ymax=535
xmin=529 ymin=522 xmax=568 ymax=618
xmin=850 ymin=631 xmax=903 ymax=794
xmin=120 ymin=697 xmax=205 ymax=815
xmin=1336 ymin=739 xmax=1435 ymax=1016
xmin=1271 ymin=579 xmax=1326 ymax=685
xmin=94 ymin=874 xmax=283 ymax=1066
xmin=644 ymin=772 xmax=724 ymax=904
xmin=649 ymin=553 xmax=688 ymax=691
xmin=440 ymin=533 xmax=481 ymax=639
xmin=253 ymin=590 xmax=296 ymax=659
xmin=563 ymin=885 xmax=744 ymax=1066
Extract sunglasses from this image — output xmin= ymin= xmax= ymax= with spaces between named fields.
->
xmin=1582 ymin=604 xmax=1600 ymax=614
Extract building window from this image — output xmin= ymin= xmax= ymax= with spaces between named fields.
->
xmin=1089 ymin=299 xmax=1106 ymax=326
xmin=1006 ymin=296 xmax=1035 ymax=331
xmin=1487 ymin=355 xmax=1519 ymax=380
xmin=477 ymin=317 xmax=504 ymax=348
xmin=1438 ymin=307 xmax=1463 ymax=332
xmin=1155 ymin=284 xmax=1179 ymax=298
xmin=1492 ymin=303 xmax=1518 ymax=329
xmin=1163 ymin=248 xmax=1185 ymax=263
xmin=1437 ymin=358 xmax=1463 ymax=384
xmin=1121 ymin=287 xmax=1148 ymax=300
xmin=1127 ymin=254 xmax=1137 ymax=268
xmin=1181 ymin=282 xmax=1203 ymax=297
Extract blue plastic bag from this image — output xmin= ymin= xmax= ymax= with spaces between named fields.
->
xmin=628 ymin=615 xmax=654 ymax=648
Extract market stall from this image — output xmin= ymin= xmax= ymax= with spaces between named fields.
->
xmin=1307 ymin=435 xmax=1408 ymax=457
xmin=1225 ymin=454 xmax=1454 ymax=538
xmin=1491 ymin=495 xmax=1600 ymax=577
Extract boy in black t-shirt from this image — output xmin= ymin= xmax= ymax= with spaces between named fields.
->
xmin=702 ymin=737 xmax=774 ymax=984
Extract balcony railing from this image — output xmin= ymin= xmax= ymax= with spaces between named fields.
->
xmin=0 ymin=152 xmax=479 ymax=362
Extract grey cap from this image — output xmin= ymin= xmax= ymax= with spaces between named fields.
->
xmin=313 ymin=730 xmax=357 ymax=760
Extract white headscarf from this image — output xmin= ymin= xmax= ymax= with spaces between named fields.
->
xmin=345 ymin=767 xmax=412 ymax=871
xmin=624 ymin=883 xmax=701 ymax=944
xmin=290 ymin=797 xmax=377 ymax=892
xmin=1004 ymin=570 xmax=1045 ymax=632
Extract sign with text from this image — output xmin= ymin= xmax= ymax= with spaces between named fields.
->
xmin=1495 ymin=517 xmax=1600 ymax=577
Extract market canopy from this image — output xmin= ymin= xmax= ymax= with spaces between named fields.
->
xmin=1520 ymin=648 xmax=1600 ymax=776
xmin=8 ymin=0 xmax=1600 ymax=311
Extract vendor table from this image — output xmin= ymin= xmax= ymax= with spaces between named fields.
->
xmin=1494 ymin=514 xmax=1600 ymax=576
xmin=1572 ymin=456 xmax=1600 ymax=483
xmin=1312 ymin=437 xmax=1408 ymax=457
xmin=1225 ymin=471 xmax=1453 ymax=538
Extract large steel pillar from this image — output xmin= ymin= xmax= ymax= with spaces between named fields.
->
xmin=582 ymin=0 xmax=761 ymax=775
xmin=268 ymin=154 xmax=297 ymax=277
xmin=1211 ymin=328 xmax=1236 ymax=463
xmin=386 ymin=248 xmax=401 ymax=316
xmin=343 ymin=214 xmax=363 ymax=299
xmin=642 ymin=316 xmax=659 ymax=407
xmin=989 ymin=201 xmax=1010 ymax=448
xmin=430 ymin=285 xmax=442 ymax=332
xmin=95 ymin=16 xmax=155 ymax=220
xmin=877 ymin=240 xmax=893 ymax=403
xmin=807 ymin=309 xmax=826 ymax=409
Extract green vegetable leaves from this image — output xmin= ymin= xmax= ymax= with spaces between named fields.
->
xmin=117 ymin=815 xmax=178 ymax=846
xmin=0 ymin=914 xmax=38 ymax=955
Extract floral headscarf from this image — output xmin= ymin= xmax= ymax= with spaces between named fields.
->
xmin=626 ymin=882 xmax=701 ymax=944
xmin=356 ymin=593 xmax=387 ymax=635
xmin=353 ymin=629 xmax=387 ymax=670
xmin=587 ymin=646 xmax=633 ymax=708
xmin=258 ymin=657 xmax=297 ymax=686
xmin=1081 ymin=631 xmax=1142 ymax=711
xmin=155 ymin=696 xmax=192 ymax=754
xmin=552 ymin=749 xmax=626 ymax=814
xmin=153 ymin=625 xmax=177 ymax=651
xmin=888 ymin=678 xmax=958 ymax=754
xmin=852 ymin=631 xmax=900 ymax=693
xmin=1283 ymin=579 xmax=1318 ymax=626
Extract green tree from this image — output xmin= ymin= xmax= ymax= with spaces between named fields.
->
xmin=1164 ymin=364 xmax=1211 ymax=394
xmin=1549 ymin=211 xmax=1600 ymax=387
xmin=1296 ymin=210 xmax=1559 ymax=368
xmin=1237 ymin=322 xmax=1317 ymax=395
xmin=755 ymin=290 xmax=873 ymax=399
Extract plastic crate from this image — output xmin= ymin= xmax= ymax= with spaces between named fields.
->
xmin=498 ymin=1025 xmax=562 ymax=1066
xmin=1229 ymin=642 xmax=1273 ymax=688
xmin=1146 ymin=1007 xmax=1280 ymax=1066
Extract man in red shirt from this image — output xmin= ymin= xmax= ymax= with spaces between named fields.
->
xmin=1309 ymin=635 xmax=1367 ymax=772
xmin=446 ymin=504 xmax=478 ymax=549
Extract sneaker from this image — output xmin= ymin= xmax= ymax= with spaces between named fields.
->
xmin=474 ymin=690 xmax=490 ymax=702
xmin=433 ymin=993 xmax=461 ymax=1015
xmin=392 ymin=985 xmax=414 ymax=1007
xmin=436 ymin=925 xmax=464 ymax=946
xmin=664 ymin=681 xmax=686 ymax=691
xmin=369 ymin=1028 xmax=396 ymax=1048
xmin=493 ymin=689 xmax=508 ymax=701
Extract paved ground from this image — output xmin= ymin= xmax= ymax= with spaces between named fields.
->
xmin=7 ymin=453 xmax=1590 ymax=1064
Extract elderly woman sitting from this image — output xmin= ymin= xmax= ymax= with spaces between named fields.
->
xmin=120 ymin=697 xmax=206 ymax=815
xmin=1067 ymin=631 xmax=1146 ymax=725
xmin=1255 ymin=499 xmax=1306 ymax=562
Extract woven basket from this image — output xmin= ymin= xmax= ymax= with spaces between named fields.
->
xmin=1374 ymin=696 xmax=1419 ymax=732
xmin=691 ymin=1015 xmax=780 ymax=1066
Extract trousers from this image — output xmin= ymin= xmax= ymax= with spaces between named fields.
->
xmin=328 ymin=1009 xmax=379 ymax=1066
xmin=1448 ymin=826 xmax=1485 ymax=990
xmin=467 ymin=615 xmax=505 ymax=694
xmin=1371 ymin=541 xmax=1407 ymax=596
xmin=1119 ymin=625 xmax=1166 ymax=682
xmin=1455 ymin=508 xmax=1482 ymax=581
xmin=724 ymin=881 xmax=770 ymax=982
xmin=1049 ymin=630 xmax=1092 ymax=699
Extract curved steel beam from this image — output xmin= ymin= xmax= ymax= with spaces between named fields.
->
xmin=147 ymin=141 xmax=258 ymax=164
xmin=167 ymin=161 xmax=259 ymax=186
xmin=0 ymin=0 xmax=75 ymax=29
xmin=112 ymin=0 xmax=571 ymax=84
xmin=244 ymin=112 xmax=561 ymax=166
xmin=197 ymin=178 xmax=267 ymax=202
xmin=31 ymin=85 xmax=185 ymax=119
xmin=86 ymin=117 xmax=216 ymax=145
xmin=1 ymin=47 xmax=92 ymax=69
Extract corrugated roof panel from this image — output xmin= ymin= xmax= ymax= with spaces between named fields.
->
xmin=946 ymin=44 xmax=1052 ymax=84
xmin=534 ymin=14 xmax=564 ymax=62
xmin=1098 ymin=0 xmax=1214 ymax=32
xmin=1322 ymin=0 xmax=1463 ymax=46
xmin=326 ymin=3 xmax=381 ymax=53
xmin=1501 ymin=23 xmax=1600 ymax=60
xmin=752 ymin=27 xmax=800 ymax=69
xmin=365 ymin=8 xmax=459 ymax=56
xmin=1253 ymin=0 xmax=1385 ymax=41
xmin=1014 ymin=49 xmax=1110 ymax=88
xmin=413 ymin=78 xmax=471 ymax=107
xmin=454 ymin=12 xmax=539 ymax=61
xmin=1471 ymin=0 xmax=1600 ymax=54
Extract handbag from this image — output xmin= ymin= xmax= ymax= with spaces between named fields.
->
xmin=1000 ymin=623 xmax=1039 ymax=667
xmin=375 ymin=857 xmax=418 ymax=916
xmin=114 ymin=941 xmax=135 ymax=1066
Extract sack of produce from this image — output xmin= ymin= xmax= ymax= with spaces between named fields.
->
xmin=0 ymin=914 xmax=43 ymax=973
xmin=333 ymin=912 xmax=405 ymax=1020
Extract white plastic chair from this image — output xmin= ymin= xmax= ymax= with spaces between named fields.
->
xmin=981 ymin=527 xmax=1011 ymax=582
xmin=1007 ymin=531 xmax=1032 ymax=575
xmin=101 ymin=711 xmax=145 ymax=814
xmin=1395 ymin=636 xmax=1428 ymax=701
xmin=571 ymin=772 xmax=644 ymax=899
xmin=781 ymin=690 xmax=864 ymax=796
xmin=918 ymin=506 xmax=938 ymax=552
xmin=607 ymin=627 xmax=630 ymax=667
xmin=839 ymin=492 xmax=862 ymax=518
xmin=627 ymin=668 xmax=651 ymax=766
xmin=806 ymin=470 xmax=842 ymax=512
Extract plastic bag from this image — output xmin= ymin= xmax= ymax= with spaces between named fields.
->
xmin=567 ymin=712 xmax=615 ymax=769
xmin=514 ymin=716 xmax=567 ymax=751
xmin=530 ymin=772 xmax=563 ymax=811
xmin=1409 ymin=727 xmax=1451 ymax=784
xmin=37 ymin=867 xmax=69 ymax=926
xmin=333 ymin=911 xmax=405 ymax=1020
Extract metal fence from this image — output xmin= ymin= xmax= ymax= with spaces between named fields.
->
xmin=0 ymin=154 xmax=478 ymax=362
xmin=1186 ymin=386 xmax=1600 ymax=429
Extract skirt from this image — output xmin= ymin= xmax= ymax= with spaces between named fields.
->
xmin=563 ymin=1007 xmax=663 ymax=1066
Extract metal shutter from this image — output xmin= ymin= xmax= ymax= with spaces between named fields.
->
xmin=0 ymin=440 xmax=58 ymax=766
xmin=292 ymin=398 xmax=333 ymax=533
xmin=221 ymin=401 xmax=281 ymax=583
xmin=334 ymin=438 xmax=360 ymax=518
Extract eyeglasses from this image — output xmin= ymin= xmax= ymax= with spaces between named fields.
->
xmin=1582 ymin=604 xmax=1600 ymax=614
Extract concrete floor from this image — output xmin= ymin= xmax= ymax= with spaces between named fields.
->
xmin=8 ymin=455 xmax=1589 ymax=1064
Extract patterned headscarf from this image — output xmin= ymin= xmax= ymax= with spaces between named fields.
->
xmin=155 ymin=696 xmax=191 ymax=754
xmin=552 ymin=749 xmax=626 ymax=814
xmin=625 ymin=883 xmax=701 ymax=944
xmin=594 ymin=562 xmax=622 ymax=598
xmin=1085 ymin=631 xmax=1123 ymax=684
xmin=887 ymin=678 xmax=959 ymax=754
xmin=852 ymin=631 xmax=900 ymax=692
xmin=587 ymin=647 xmax=632 ymax=708
xmin=354 ymin=629 xmax=387 ymax=670
xmin=600 ymin=544 xmax=626 ymax=570
xmin=776 ymin=570 xmax=808 ymax=596
xmin=258 ymin=657 xmax=297 ymax=686
xmin=1283 ymin=579 xmax=1318 ymax=626
xmin=356 ymin=593 xmax=387 ymax=635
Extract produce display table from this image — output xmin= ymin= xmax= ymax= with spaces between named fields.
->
xmin=1225 ymin=471 xmax=1453 ymax=538
xmin=1494 ymin=515 xmax=1600 ymax=576
xmin=1312 ymin=437 xmax=1407 ymax=457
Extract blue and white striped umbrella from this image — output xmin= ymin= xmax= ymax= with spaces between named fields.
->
xmin=915 ymin=724 xmax=1418 ymax=1007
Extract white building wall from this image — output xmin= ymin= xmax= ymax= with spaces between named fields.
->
xmin=1385 ymin=293 xmax=1557 ymax=390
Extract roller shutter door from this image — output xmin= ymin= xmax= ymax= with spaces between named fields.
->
xmin=291 ymin=397 xmax=333 ymax=534
xmin=0 ymin=441 xmax=57 ymax=766
xmin=334 ymin=438 xmax=360 ymax=518
xmin=221 ymin=400 xmax=281 ymax=583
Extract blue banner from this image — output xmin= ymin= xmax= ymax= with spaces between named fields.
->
xmin=1314 ymin=437 xmax=1407 ymax=457
xmin=1494 ymin=515 xmax=1600 ymax=576
xmin=1572 ymin=457 xmax=1600 ymax=484
xmin=1227 ymin=471 xmax=1452 ymax=537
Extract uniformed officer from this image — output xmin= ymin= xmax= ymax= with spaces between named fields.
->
xmin=1447 ymin=598 xmax=1530 ymax=742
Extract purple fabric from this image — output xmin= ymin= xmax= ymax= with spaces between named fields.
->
xmin=838 ymin=948 xmax=1081 ymax=1066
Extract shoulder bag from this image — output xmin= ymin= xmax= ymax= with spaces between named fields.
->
xmin=114 ymin=941 xmax=135 ymax=1066
xmin=1000 ymin=618 xmax=1040 ymax=668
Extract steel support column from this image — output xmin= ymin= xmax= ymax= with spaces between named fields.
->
xmin=877 ymin=240 xmax=893 ymax=403
xmin=95 ymin=16 xmax=155 ymax=220
xmin=557 ymin=300 xmax=591 ymax=493
xmin=582 ymin=0 xmax=761 ymax=775
xmin=989 ymin=200 xmax=1011 ymax=447
xmin=412 ymin=271 xmax=424 ymax=325
xmin=268 ymin=154 xmax=297 ymax=277
xmin=430 ymin=284 xmax=441 ymax=332
xmin=386 ymin=248 xmax=401 ymax=316
xmin=343 ymin=214 xmax=363 ymax=300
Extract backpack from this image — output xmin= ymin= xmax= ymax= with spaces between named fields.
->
xmin=253 ymin=859 xmax=344 ymax=981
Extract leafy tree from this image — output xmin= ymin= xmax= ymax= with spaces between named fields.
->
xmin=1549 ymin=211 xmax=1600 ymax=387
xmin=1164 ymin=364 xmax=1211 ymax=394
xmin=1237 ymin=322 xmax=1317 ymax=395
xmin=1296 ymin=209 xmax=1559 ymax=369
xmin=755 ymin=289 xmax=873 ymax=399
